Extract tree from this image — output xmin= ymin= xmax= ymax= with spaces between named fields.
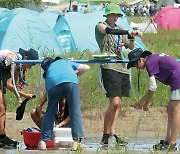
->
xmin=0 ymin=0 xmax=41 ymax=9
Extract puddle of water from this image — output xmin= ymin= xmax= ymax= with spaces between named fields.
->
xmin=1 ymin=138 xmax=180 ymax=154
xmin=85 ymin=138 xmax=180 ymax=153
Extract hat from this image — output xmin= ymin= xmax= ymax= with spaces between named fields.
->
xmin=103 ymin=3 xmax=123 ymax=17
xmin=19 ymin=48 xmax=39 ymax=60
xmin=127 ymin=48 xmax=152 ymax=69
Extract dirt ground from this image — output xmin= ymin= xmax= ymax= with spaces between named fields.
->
xmin=6 ymin=107 xmax=168 ymax=141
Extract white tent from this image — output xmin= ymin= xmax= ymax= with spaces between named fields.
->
xmin=129 ymin=0 xmax=144 ymax=5
xmin=42 ymin=0 xmax=60 ymax=4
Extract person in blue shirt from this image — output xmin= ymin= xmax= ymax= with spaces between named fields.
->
xmin=38 ymin=57 xmax=90 ymax=150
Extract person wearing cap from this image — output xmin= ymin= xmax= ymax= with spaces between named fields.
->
xmin=0 ymin=48 xmax=39 ymax=147
xmin=95 ymin=3 xmax=143 ymax=146
xmin=38 ymin=57 xmax=90 ymax=150
xmin=127 ymin=48 xmax=180 ymax=151
xmin=30 ymin=94 xmax=70 ymax=129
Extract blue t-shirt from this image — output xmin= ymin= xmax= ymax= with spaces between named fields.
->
xmin=145 ymin=53 xmax=180 ymax=90
xmin=45 ymin=59 xmax=80 ymax=92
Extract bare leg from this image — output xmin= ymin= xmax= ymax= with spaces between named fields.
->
xmin=0 ymin=90 xmax=6 ymax=135
xmin=168 ymin=100 xmax=180 ymax=144
xmin=104 ymin=96 xmax=121 ymax=134
xmin=30 ymin=109 xmax=43 ymax=129
xmin=165 ymin=103 xmax=171 ymax=141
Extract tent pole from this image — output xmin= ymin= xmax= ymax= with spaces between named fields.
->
xmin=87 ymin=0 xmax=90 ymax=13
xmin=69 ymin=0 xmax=72 ymax=12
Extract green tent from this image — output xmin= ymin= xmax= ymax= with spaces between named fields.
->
xmin=79 ymin=0 xmax=118 ymax=2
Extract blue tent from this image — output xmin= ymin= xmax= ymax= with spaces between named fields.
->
xmin=39 ymin=9 xmax=62 ymax=29
xmin=0 ymin=8 xmax=63 ymax=56
xmin=53 ymin=11 xmax=147 ymax=53
xmin=0 ymin=8 xmax=9 ymax=13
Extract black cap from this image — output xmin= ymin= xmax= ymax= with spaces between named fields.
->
xmin=19 ymin=48 xmax=39 ymax=60
xmin=127 ymin=48 xmax=151 ymax=69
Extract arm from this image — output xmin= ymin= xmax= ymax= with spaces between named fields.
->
xmin=6 ymin=77 xmax=35 ymax=104
xmin=139 ymin=90 xmax=154 ymax=111
xmin=57 ymin=116 xmax=70 ymax=127
xmin=36 ymin=94 xmax=47 ymax=107
xmin=75 ymin=64 xmax=90 ymax=76
xmin=134 ymin=76 xmax=157 ymax=111
xmin=97 ymin=22 xmax=143 ymax=37
xmin=35 ymin=94 xmax=47 ymax=117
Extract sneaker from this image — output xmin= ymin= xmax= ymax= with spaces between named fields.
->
xmin=38 ymin=140 xmax=47 ymax=150
xmin=101 ymin=134 xmax=127 ymax=146
xmin=0 ymin=136 xmax=18 ymax=147
xmin=153 ymin=140 xmax=177 ymax=151
xmin=114 ymin=134 xmax=128 ymax=146
xmin=153 ymin=140 xmax=167 ymax=150
xmin=101 ymin=134 xmax=109 ymax=145
xmin=71 ymin=140 xmax=86 ymax=151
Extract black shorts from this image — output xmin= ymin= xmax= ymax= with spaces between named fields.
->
xmin=101 ymin=68 xmax=130 ymax=98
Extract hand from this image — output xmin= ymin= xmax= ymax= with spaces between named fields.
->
xmin=54 ymin=123 xmax=61 ymax=128
xmin=128 ymin=30 xmax=143 ymax=39
xmin=18 ymin=97 xmax=22 ymax=105
xmin=133 ymin=102 xmax=143 ymax=110
xmin=132 ymin=30 xmax=143 ymax=37
xmin=25 ymin=94 xmax=35 ymax=100
xmin=143 ymin=102 xmax=150 ymax=111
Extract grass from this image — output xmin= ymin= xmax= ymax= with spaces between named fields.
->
xmin=5 ymin=25 xmax=180 ymax=114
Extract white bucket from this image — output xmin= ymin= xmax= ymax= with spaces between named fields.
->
xmin=53 ymin=128 xmax=73 ymax=148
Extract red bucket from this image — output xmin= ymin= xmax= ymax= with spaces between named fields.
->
xmin=21 ymin=130 xmax=54 ymax=149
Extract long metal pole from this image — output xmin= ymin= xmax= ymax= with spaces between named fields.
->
xmin=13 ymin=59 xmax=180 ymax=64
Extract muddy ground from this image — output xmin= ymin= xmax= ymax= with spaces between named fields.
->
xmin=6 ymin=107 xmax=168 ymax=140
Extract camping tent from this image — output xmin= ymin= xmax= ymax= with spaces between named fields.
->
xmin=0 ymin=8 xmax=9 ymax=13
xmin=53 ymin=14 xmax=77 ymax=53
xmin=39 ymin=9 xmax=61 ymax=28
xmin=0 ymin=8 xmax=63 ymax=56
xmin=154 ymin=6 xmax=180 ymax=30
xmin=156 ymin=0 xmax=175 ymax=9
xmin=54 ymin=11 xmax=147 ymax=53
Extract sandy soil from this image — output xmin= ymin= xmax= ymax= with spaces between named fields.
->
xmin=6 ymin=107 xmax=167 ymax=140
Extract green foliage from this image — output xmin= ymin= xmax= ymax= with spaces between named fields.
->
xmin=5 ymin=26 xmax=180 ymax=112
xmin=0 ymin=0 xmax=41 ymax=9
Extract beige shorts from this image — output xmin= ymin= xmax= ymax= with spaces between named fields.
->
xmin=170 ymin=88 xmax=180 ymax=100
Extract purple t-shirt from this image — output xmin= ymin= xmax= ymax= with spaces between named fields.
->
xmin=145 ymin=53 xmax=180 ymax=90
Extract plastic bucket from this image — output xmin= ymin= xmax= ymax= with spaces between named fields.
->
xmin=21 ymin=130 xmax=54 ymax=149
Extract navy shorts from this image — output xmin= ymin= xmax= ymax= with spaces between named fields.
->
xmin=101 ymin=68 xmax=130 ymax=98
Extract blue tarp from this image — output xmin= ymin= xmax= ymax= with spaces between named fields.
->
xmin=0 ymin=8 xmax=63 ymax=56
xmin=53 ymin=11 xmax=147 ymax=53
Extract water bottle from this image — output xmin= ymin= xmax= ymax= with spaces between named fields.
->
xmin=108 ymin=133 xmax=116 ymax=148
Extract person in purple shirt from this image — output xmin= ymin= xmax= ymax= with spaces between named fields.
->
xmin=127 ymin=48 xmax=180 ymax=151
